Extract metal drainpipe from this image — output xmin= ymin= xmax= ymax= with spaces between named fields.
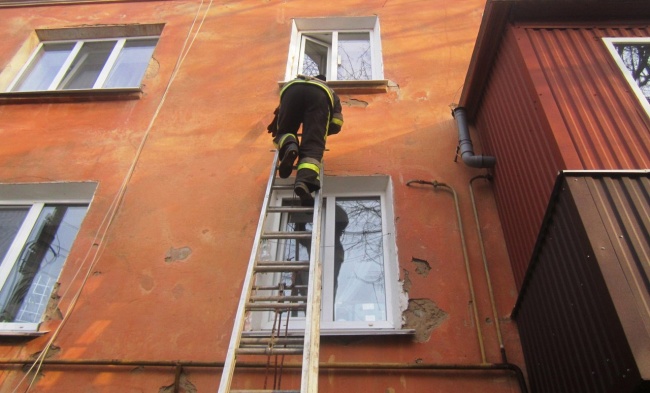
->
xmin=405 ymin=179 xmax=528 ymax=392
xmin=406 ymin=179 xmax=487 ymax=364
xmin=0 ymin=359 xmax=527 ymax=393
xmin=452 ymin=107 xmax=496 ymax=168
xmin=470 ymin=174 xmax=507 ymax=363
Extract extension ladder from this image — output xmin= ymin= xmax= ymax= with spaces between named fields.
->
xmin=218 ymin=150 xmax=323 ymax=393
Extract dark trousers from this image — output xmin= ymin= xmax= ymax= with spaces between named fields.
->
xmin=273 ymin=84 xmax=330 ymax=191
xmin=275 ymin=83 xmax=330 ymax=160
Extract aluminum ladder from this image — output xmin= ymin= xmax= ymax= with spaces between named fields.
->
xmin=218 ymin=150 xmax=323 ymax=393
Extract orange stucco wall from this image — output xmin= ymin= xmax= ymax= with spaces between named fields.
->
xmin=0 ymin=1 xmax=525 ymax=392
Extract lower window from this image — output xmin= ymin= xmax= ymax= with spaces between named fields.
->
xmin=250 ymin=176 xmax=404 ymax=335
xmin=0 ymin=183 xmax=94 ymax=334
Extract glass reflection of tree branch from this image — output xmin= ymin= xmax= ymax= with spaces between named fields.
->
xmin=615 ymin=43 xmax=650 ymax=102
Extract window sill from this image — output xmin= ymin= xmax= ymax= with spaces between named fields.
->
xmin=0 ymin=323 xmax=46 ymax=337
xmin=0 ymin=88 xmax=142 ymax=104
xmin=278 ymin=79 xmax=392 ymax=94
xmin=244 ymin=328 xmax=415 ymax=337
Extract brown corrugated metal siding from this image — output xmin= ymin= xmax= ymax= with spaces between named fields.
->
xmin=475 ymin=24 xmax=650 ymax=289
xmin=513 ymin=172 xmax=650 ymax=393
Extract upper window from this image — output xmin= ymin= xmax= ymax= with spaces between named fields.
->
xmin=250 ymin=176 xmax=405 ymax=335
xmin=0 ymin=183 xmax=95 ymax=335
xmin=285 ymin=16 xmax=384 ymax=82
xmin=8 ymin=37 xmax=158 ymax=92
xmin=604 ymin=37 xmax=650 ymax=116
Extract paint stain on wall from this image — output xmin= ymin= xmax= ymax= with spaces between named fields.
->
xmin=403 ymin=298 xmax=448 ymax=342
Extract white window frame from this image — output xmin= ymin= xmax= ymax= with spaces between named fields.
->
xmin=603 ymin=37 xmax=650 ymax=117
xmin=251 ymin=176 xmax=408 ymax=336
xmin=0 ymin=182 xmax=96 ymax=335
xmin=6 ymin=36 xmax=158 ymax=92
xmin=285 ymin=16 xmax=384 ymax=82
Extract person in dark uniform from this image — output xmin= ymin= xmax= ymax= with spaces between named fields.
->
xmin=267 ymin=74 xmax=344 ymax=205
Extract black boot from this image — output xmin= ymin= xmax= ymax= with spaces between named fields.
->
xmin=278 ymin=143 xmax=299 ymax=178
xmin=294 ymin=182 xmax=315 ymax=206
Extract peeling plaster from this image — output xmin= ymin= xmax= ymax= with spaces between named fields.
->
xmin=342 ymin=98 xmax=369 ymax=108
xmin=159 ymin=370 xmax=197 ymax=393
xmin=44 ymin=282 xmax=63 ymax=321
xmin=403 ymin=299 xmax=448 ymax=343
xmin=400 ymin=269 xmax=412 ymax=293
xmin=165 ymin=246 xmax=191 ymax=263
xmin=411 ymin=257 xmax=431 ymax=277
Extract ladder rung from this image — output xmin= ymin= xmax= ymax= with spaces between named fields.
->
xmin=271 ymin=184 xmax=296 ymax=191
xmin=240 ymin=337 xmax=304 ymax=346
xmin=267 ymin=206 xmax=314 ymax=214
xmin=257 ymin=261 xmax=309 ymax=266
xmin=250 ymin=295 xmax=307 ymax=302
xmin=236 ymin=348 xmax=303 ymax=355
xmin=246 ymin=303 xmax=306 ymax=311
xmin=252 ymin=284 xmax=308 ymax=291
xmin=261 ymin=231 xmax=312 ymax=240
xmin=230 ymin=390 xmax=300 ymax=393
xmin=255 ymin=262 xmax=310 ymax=272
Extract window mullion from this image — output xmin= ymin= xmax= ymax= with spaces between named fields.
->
xmin=0 ymin=203 xmax=44 ymax=288
xmin=321 ymin=197 xmax=336 ymax=322
xmin=297 ymin=34 xmax=308 ymax=77
xmin=378 ymin=193 xmax=395 ymax=325
xmin=330 ymin=32 xmax=339 ymax=81
xmin=94 ymin=39 xmax=124 ymax=88
xmin=49 ymin=41 xmax=82 ymax=90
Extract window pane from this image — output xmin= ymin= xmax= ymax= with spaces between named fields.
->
xmin=0 ymin=207 xmax=29 ymax=262
xmin=333 ymin=197 xmax=386 ymax=322
xmin=614 ymin=43 xmax=650 ymax=103
xmin=58 ymin=41 xmax=115 ymax=90
xmin=337 ymin=32 xmax=371 ymax=81
xmin=277 ymin=201 xmax=314 ymax=318
xmin=12 ymin=43 xmax=75 ymax=92
xmin=302 ymin=36 xmax=329 ymax=77
xmin=0 ymin=205 xmax=87 ymax=323
xmin=104 ymin=38 xmax=158 ymax=88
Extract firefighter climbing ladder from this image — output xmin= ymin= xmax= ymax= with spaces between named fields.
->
xmin=218 ymin=150 xmax=323 ymax=393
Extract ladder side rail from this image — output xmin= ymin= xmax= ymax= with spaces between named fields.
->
xmin=218 ymin=151 xmax=281 ymax=393
xmin=300 ymin=170 xmax=324 ymax=393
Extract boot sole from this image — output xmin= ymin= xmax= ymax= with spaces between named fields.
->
xmin=278 ymin=148 xmax=298 ymax=178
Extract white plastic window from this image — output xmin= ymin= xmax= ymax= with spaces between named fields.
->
xmin=8 ymin=37 xmax=158 ymax=92
xmin=253 ymin=176 xmax=402 ymax=335
xmin=603 ymin=37 xmax=650 ymax=116
xmin=0 ymin=183 xmax=94 ymax=334
xmin=285 ymin=16 xmax=384 ymax=82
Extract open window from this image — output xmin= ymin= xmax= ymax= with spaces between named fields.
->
xmin=285 ymin=16 xmax=384 ymax=82
xmin=0 ymin=183 xmax=95 ymax=335
xmin=249 ymin=176 xmax=407 ymax=335
xmin=603 ymin=37 xmax=650 ymax=117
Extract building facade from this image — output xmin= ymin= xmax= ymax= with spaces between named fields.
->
xmin=458 ymin=1 xmax=650 ymax=392
xmin=15 ymin=0 xmax=650 ymax=392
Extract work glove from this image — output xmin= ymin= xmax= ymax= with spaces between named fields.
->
xmin=267 ymin=107 xmax=279 ymax=137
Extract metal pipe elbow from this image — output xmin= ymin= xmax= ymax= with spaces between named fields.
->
xmin=452 ymin=107 xmax=496 ymax=169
